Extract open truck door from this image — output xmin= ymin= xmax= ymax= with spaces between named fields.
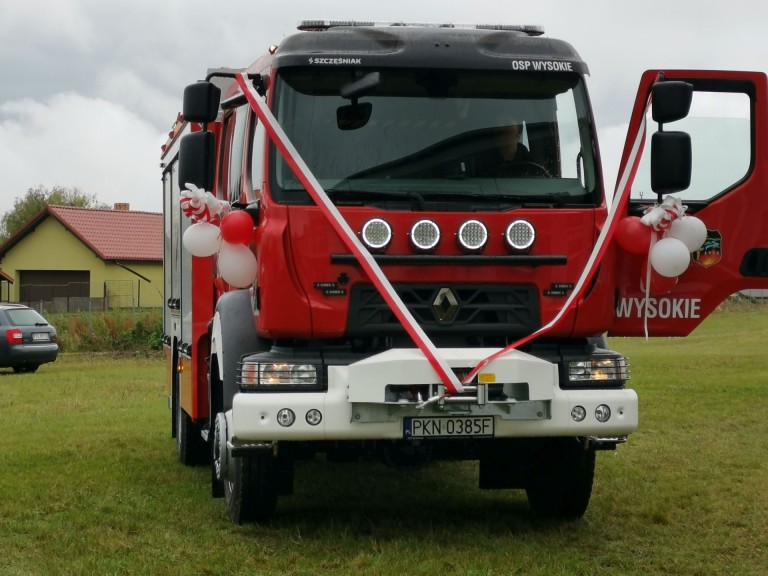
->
xmin=610 ymin=70 xmax=768 ymax=337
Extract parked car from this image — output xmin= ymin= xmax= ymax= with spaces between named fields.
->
xmin=0 ymin=303 xmax=58 ymax=373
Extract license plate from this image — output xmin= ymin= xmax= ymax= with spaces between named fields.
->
xmin=404 ymin=416 xmax=494 ymax=439
xmin=32 ymin=333 xmax=50 ymax=342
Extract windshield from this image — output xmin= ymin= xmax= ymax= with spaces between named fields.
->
xmin=270 ymin=67 xmax=600 ymax=209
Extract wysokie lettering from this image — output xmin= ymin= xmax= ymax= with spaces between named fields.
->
xmin=615 ymin=297 xmax=702 ymax=320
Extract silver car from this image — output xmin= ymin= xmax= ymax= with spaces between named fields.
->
xmin=0 ymin=303 xmax=58 ymax=373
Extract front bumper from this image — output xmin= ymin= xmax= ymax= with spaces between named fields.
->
xmin=230 ymin=348 xmax=638 ymax=443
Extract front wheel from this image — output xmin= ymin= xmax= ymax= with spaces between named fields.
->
xmin=225 ymin=452 xmax=279 ymax=524
xmin=525 ymin=437 xmax=595 ymax=520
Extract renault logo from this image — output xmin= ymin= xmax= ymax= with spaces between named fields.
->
xmin=433 ymin=288 xmax=459 ymax=322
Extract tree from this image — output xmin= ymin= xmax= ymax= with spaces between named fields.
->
xmin=0 ymin=185 xmax=108 ymax=242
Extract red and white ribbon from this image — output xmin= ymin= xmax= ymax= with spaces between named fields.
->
xmin=236 ymin=72 xmax=654 ymax=397
xmin=235 ymin=73 xmax=464 ymax=394
xmin=459 ymin=91 xmax=654 ymax=384
xmin=181 ymin=182 xmax=230 ymax=223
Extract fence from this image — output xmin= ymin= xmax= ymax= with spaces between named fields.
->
xmin=18 ymin=280 xmax=139 ymax=314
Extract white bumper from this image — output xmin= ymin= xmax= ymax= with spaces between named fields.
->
xmin=230 ymin=348 xmax=638 ymax=442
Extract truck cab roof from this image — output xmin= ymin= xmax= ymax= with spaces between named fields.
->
xmin=273 ymin=21 xmax=588 ymax=74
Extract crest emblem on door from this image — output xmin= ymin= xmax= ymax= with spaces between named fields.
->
xmin=693 ymin=230 xmax=722 ymax=268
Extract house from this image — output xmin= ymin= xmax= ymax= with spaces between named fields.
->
xmin=0 ymin=204 xmax=163 ymax=311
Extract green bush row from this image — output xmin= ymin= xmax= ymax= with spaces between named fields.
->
xmin=47 ymin=309 xmax=163 ymax=353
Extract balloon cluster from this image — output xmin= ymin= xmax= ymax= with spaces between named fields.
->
xmin=180 ymin=183 xmax=258 ymax=288
xmin=616 ymin=196 xmax=707 ymax=293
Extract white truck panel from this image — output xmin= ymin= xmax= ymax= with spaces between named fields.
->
xmin=230 ymin=348 xmax=638 ymax=442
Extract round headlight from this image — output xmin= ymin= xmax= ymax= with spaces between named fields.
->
xmin=571 ymin=405 xmax=587 ymax=422
xmin=409 ymin=219 xmax=441 ymax=252
xmin=504 ymin=219 xmax=535 ymax=251
xmin=457 ymin=219 xmax=488 ymax=253
xmin=276 ymin=408 xmax=296 ymax=427
xmin=361 ymin=218 xmax=392 ymax=251
xmin=595 ymin=404 xmax=611 ymax=423
xmin=306 ymin=409 xmax=322 ymax=426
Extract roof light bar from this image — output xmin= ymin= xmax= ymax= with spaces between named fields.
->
xmin=297 ymin=20 xmax=544 ymax=36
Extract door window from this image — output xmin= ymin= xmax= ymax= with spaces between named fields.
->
xmin=631 ymin=90 xmax=751 ymax=203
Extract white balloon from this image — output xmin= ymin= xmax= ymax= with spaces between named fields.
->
xmin=218 ymin=242 xmax=257 ymax=288
xmin=650 ymin=237 xmax=691 ymax=278
xmin=182 ymin=222 xmax=220 ymax=257
xmin=669 ymin=216 xmax=707 ymax=252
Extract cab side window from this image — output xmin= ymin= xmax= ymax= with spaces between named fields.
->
xmin=250 ymin=117 xmax=266 ymax=198
xmin=226 ymin=105 xmax=249 ymax=204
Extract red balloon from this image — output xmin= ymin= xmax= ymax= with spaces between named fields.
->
xmin=219 ymin=211 xmax=253 ymax=245
xmin=615 ymin=216 xmax=653 ymax=255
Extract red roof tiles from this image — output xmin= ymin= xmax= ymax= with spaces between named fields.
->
xmin=0 ymin=205 xmax=163 ymax=262
xmin=49 ymin=206 xmax=163 ymax=261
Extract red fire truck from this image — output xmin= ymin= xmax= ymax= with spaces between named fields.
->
xmin=161 ymin=21 xmax=768 ymax=524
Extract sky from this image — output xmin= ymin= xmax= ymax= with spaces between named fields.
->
xmin=2 ymin=0 xmax=768 ymax=216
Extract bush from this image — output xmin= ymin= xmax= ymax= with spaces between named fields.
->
xmin=47 ymin=309 xmax=163 ymax=353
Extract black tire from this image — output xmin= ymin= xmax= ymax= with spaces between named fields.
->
xmin=209 ymin=290 xmax=269 ymax=497
xmin=525 ymin=437 xmax=596 ymax=520
xmin=13 ymin=365 xmax=38 ymax=373
xmin=225 ymin=453 xmax=279 ymax=524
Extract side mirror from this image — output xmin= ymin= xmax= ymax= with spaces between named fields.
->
xmin=652 ymin=81 xmax=693 ymax=124
xmin=650 ymin=80 xmax=694 ymax=195
xmin=650 ymin=131 xmax=691 ymax=194
xmin=337 ymin=102 xmax=373 ymax=130
xmin=183 ymin=82 xmax=221 ymax=123
xmin=179 ymin=132 xmax=216 ymax=192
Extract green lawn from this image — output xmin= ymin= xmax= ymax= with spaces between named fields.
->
xmin=1 ymin=308 xmax=767 ymax=575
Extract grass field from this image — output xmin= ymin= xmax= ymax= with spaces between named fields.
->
xmin=1 ymin=307 xmax=767 ymax=575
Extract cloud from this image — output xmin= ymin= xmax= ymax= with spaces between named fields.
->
xmin=3 ymin=0 xmax=768 ymax=220
xmin=0 ymin=93 xmax=163 ymax=214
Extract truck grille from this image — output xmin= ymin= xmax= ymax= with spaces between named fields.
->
xmin=346 ymin=284 xmax=539 ymax=337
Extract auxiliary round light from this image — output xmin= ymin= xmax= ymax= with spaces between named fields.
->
xmin=409 ymin=219 xmax=441 ymax=252
xmin=276 ymin=408 xmax=296 ymax=427
xmin=504 ymin=219 xmax=535 ymax=251
xmin=571 ymin=405 xmax=587 ymax=422
xmin=306 ymin=409 xmax=323 ymax=426
xmin=595 ymin=404 xmax=612 ymax=423
xmin=457 ymin=219 xmax=488 ymax=253
xmin=361 ymin=218 xmax=392 ymax=251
